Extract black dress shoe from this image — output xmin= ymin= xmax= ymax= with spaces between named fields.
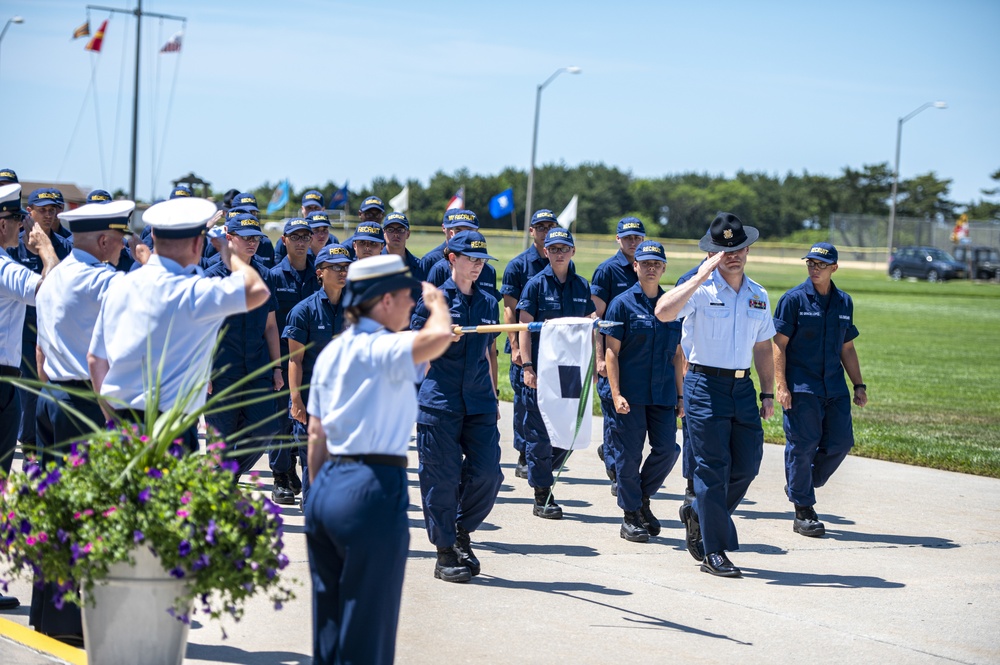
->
xmin=270 ymin=472 xmax=296 ymax=506
xmin=793 ymin=505 xmax=826 ymax=537
xmin=701 ymin=551 xmax=741 ymax=577
xmin=287 ymin=466 xmax=303 ymax=495
xmin=679 ymin=503 xmax=704 ymax=561
xmin=0 ymin=594 xmax=19 ymax=610
xmin=532 ymin=487 xmax=563 ymax=520
xmin=620 ymin=511 xmax=650 ymax=542
xmin=639 ymin=496 xmax=661 ymax=536
xmin=455 ymin=525 xmax=480 ymax=576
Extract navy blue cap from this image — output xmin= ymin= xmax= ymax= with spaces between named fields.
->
xmin=226 ymin=213 xmax=267 ymax=237
xmin=530 ymin=209 xmax=557 ymax=226
xmin=58 ymin=200 xmax=134 ymax=233
xmin=447 ymin=230 xmax=495 ymax=261
xmin=28 ymin=188 xmax=63 ymax=207
xmin=353 ymin=222 xmax=385 ymax=244
xmin=232 ymin=192 xmax=259 ymax=211
xmin=306 ymin=211 xmax=331 ymax=228
xmin=169 ymin=184 xmax=193 ymax=199
xmin=283 ymin=218 xmax=312 ymax=236
xmin=0 ymin=184 xmax=21 ymax=213
xmin=227 ymin=206 xmax=257 ymax=221
xmin=359 ymin=196 xmax=384 ymax=212
xmin=343 ymin=255 xmax=419 ymax=308
xmin=544 ymin=228 xmax=574 ymax=247
xmin=617 ymin=217 xmax=646 ymax=238
xmin=0 ymin=168 xmax=17 ymax=184
xmin=383 ymin=211 xmax=409 ymax=229
xmin=301 ymin=190 xmax=325 ymax=209
xmin=634 ymin=240 xmax=666 ymax=262
xmin=315 ymin=243 xmax=354 ymax=267
xmin=87 ymin=189 xmax=113 ymax=204
xmin=443 ymin=209 xmax=479 ymax=229
xmin=803 ymin=242 xmax=838 ymax=264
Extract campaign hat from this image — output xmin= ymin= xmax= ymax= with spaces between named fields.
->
xmin=698 ymin=212 xmax=759 ymax=252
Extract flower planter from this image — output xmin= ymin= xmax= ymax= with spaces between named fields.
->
xmin=82 ymin=546 xmax=192 ymax=665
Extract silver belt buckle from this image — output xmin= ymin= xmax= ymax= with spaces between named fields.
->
xmin=734 ymin=369 xmax=746 ymax=378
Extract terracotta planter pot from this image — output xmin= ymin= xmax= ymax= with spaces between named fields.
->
xmin=82 ymin=547 xmax=192 ymax=665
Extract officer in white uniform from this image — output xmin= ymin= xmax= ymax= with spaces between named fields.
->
xmin=87 ymin=198 xmax=272 ymax=449
xmin=0 ymin=183 xmax=57 ymax=612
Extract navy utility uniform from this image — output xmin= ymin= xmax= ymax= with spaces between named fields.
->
xmin=773 ymin=278 xmax=859 ymax=507
xmin=603 ymin=282 xmax=682 ymax=513
xmin=411 ymin=278 xmax=502 ymax=556
xmin=517 ymin=263 xmax=596 ymax=489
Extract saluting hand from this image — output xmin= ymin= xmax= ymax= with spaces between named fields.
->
xmin=696 ymin=252 xmax=725 ymax=282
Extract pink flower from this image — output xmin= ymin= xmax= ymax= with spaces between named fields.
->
xmin=181 ymin=491 xmax=192 ymax=505
xmin=38 ymin=532 xmax=48 ymax=543
xmin=82 ymin=543 xmax=92 ymax=554
xmin=83 ymin=509 xmax=94 ymax=517
xmin=103 ymin=506 xmax=117 ymax=517
xmin=25 ymin=536 xmax=36 ymax=546
xmin=177 ymin=509 xmax=189 ymax=518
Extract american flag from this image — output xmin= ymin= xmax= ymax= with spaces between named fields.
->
xmin=160 ymin=31 xmax=183 ymax=53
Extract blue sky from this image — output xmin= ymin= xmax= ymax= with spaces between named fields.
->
xmin=3 ymin=0 xmax=998 ymax=209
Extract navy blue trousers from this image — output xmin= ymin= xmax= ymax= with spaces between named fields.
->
xmin=17 ymin=357 xmax=37 ymax=447
xmin=684 ymin=372 xmax=763 ymax=554
xmin=205 ymin=376 xmax=279 ymax=477
xmin=784 ymin=393 xmax=854 ymax=507
xmin=610 ymin=404 xmax=680 ymax=512
xmin=598 ymin=376 xmax=616 ymax=475
xmin=0 ymin=382 xmax=19 ymax=475
xmin=36 ymin=384 xmax=105 ymax=467
xmin=305 ymin=459 xmax=409 ymax=665
xmin=509 ymin=362 xmax=526 ymax=454
xmin=416 ymin=408 xmax=502 ymax=548
xmin=521 ymin=385 xmax=569 ymax=489
xmin=681 ymin=415 xmax=695 ymax=480
xmin=268 ymin=393 xmax=294 ymax=474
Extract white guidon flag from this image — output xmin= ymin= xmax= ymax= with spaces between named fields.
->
xmin=536 ymin=317 xmax=594 ymax=451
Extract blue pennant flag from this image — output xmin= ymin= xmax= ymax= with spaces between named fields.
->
xmin=489 ymin=188 xmax=514 ymax=219
xmin=266 ymin=179 xmax=290 ymax=215
xmin=329 ymin=181 xmax=349 ymax=209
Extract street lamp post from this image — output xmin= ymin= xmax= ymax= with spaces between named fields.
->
xmin=886 ymin=100 xmax=947 ymax=261
xmin=522 ymin=66 xmax=581 ymax=249
xmin=0 ymin=16 xmax=25 ymax=80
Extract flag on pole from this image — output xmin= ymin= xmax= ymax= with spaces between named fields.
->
xmin=489 ymin=188 xmax=515 ymax=219
xmin=537 ymin=317 xmax=594 ymax=451
xmin=72 ymin=21 xmax=90 ymax=40
xmin=557 ymin=194 xmax=578 ymax=229
xmin=950 ymin=213 xmax=969 ymax=244
xmin=266 ymin=179 xmax=290 ymax=215
xmin=85 ymin=19 xmax=108 ymax=53
xmin=388 ymin=185 xmax=409 ymax=212
xmin=160 ymin=31 xmax=183 ymax=53
xmin=329 ymin=182 xmax=349 ymax=209
xmin=446 ymin=187 xmax=465 ymax=211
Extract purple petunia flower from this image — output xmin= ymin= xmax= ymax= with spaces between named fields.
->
xmin=147 ymin=468 xmax=163 ymax=479
xmin=53 ymin=594 xmax=64 ymax=611
xmin=169 ymin=567 xmax=185 ymax=579
xmin=205 ymin=520 xmax=217 ymax=545
xmin=191 ymin=553 xmax=210 ymax=572
xmin=134 ymin=530 xmax=145 ymax=544
xmin=138 ymin=487 xmax=151 ymax=504
xmin=274 ymin=601 xmax=283 ymax=611
xmin=19 ymin=518 xmax=31 ymax=535
xmin=221 ymin=460 xmax=239 ymax=475
xmin=178 ymin=540 xmax=191 ymax=557
xmin=276 ymin=553 xmax=289 ymax=570
xmin=168 ymin=442 xmax=184 ymax=459
xmin=263 ymin=498 xmax=281 ymax=516
xmin=56 ymin=529 xmax=68 ymax=543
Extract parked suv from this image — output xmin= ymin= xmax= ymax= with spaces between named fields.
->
xmin=889 ymin=246 xmax=967 ymax=282
xmin=952 ymin=245 xmax=999 ymax=280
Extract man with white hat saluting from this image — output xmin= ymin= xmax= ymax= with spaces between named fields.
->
xmin=87 ymin=197 xmax=272 ymax=451
xmin=655 ymin=212 xmax=776 ymax=578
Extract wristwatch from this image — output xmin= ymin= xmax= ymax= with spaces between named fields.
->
xmin=759 ymin=392 xmax=774 ymax=401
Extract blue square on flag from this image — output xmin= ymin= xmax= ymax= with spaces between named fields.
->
xmin=558 ymin=365 xmax=582 ymax=399
xmin=489 ymin=188 xmax=515 ymax=219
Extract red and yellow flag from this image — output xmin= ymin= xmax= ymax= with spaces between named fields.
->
xmin=85 ymin=20 xmax=108 ymax=52
xmin=72 ymin=21 xmax=90 ymax=40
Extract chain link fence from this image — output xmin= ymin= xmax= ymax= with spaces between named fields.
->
xmin=829 ymin=213 xmax=1000 ymax=266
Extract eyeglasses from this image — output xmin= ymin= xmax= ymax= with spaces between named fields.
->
xmin=360 ymin=211 xmax=383 ymax=220
xmin=286 ymin=234 xmax=312 ymax=243
xmin=806 ymin=260 xmax=833 ymax=270
xmin=236 ymin=235 xmax=262 ymax=245
xmin=324 ymin=264 xmax=349 ymax=273
xmin=383 ymin=226 xmax=408 ymax=235
xmin=459 ymin=255 xmax=486 ymax=264
xmin=546 ymin=245 xmax=572 ymax=254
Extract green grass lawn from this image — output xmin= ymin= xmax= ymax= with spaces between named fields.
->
xmin=407 ymin=230 xmax=1000 ymax=478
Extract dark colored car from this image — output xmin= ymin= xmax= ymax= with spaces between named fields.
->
xmin=952 ymin=245 xmax=1000 ymax=280
xmin=889 ymin=246 xmax=967 ymax=282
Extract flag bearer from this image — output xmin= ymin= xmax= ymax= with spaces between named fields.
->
xmin=517 ymin=228 xmax=596 ymax=519
xmin=411 ymin=231 xmax=502 ymax=583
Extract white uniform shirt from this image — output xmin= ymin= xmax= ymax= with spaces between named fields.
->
xmin=89 ymin=255 xmax=247 ymax=413
xmin=307 ymin=317 xmax=426 ymax=457
xmin=678 ymin=270 xmax=776 ymax=370
xmin=0 ymin=250 xmax=41 ymax=367
xmin=37 ymin=248 xmax=121 ymax=381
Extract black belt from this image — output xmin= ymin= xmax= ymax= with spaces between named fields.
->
xmin=51 ymin=379 xmax=93 ymax=390
xmin=0 ymin=365 xmax=21 ymax=378
xmin=689 ymin=364 xmax=750 ymax=379
xmin=334 ymin=454 xmax=408 ymax=468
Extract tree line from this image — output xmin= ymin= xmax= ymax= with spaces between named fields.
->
xmin=242 ymin=162 xmax=1000 ymax=239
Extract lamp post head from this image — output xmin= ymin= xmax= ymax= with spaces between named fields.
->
xmin=933 ymin=101 xmax=947 ymax=109
xmin=12 ymin=16 xmax=23 ymax=24
xmin=566 ymin=66 xmax=582 ymax=74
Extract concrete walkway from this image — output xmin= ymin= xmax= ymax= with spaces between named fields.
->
xmin=3 ymin=400 xmax=999 ymax=664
